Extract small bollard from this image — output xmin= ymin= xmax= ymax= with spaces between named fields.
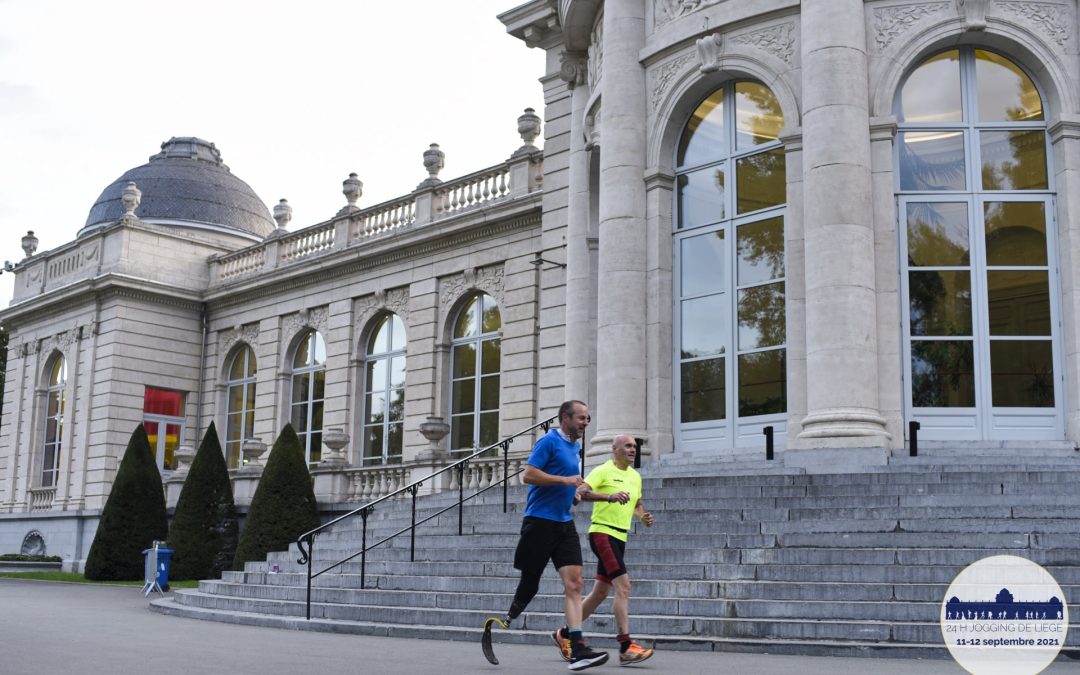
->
xmin=763 ymin=426 xmax=774 ymax=461
xmin=909 ymin=420 xmax=921 ymax=457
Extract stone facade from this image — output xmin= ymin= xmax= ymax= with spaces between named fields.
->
xmin=4 ymin=0 xmax=1080 ymax=569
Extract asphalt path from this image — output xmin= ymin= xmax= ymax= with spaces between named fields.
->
xmin=2 ymin=578 xmax=1079 ymax=674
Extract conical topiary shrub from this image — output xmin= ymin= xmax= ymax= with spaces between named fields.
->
xmin=167 ymin=421 xmax=239 ymax=581
xmin=84 ymin=424 xmax=168 ymax=580
xmin=232 ymin=423 xmax=320 ymax=569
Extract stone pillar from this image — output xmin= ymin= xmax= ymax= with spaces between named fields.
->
xmin=1049 ymin=115 xmax=1080 ymax=440
xmin=592 ymin=1 xmax=647 ymax=457
xmin=796 ymin=0 xmax=889 ymax=450
xmin=562 ymin=52 xmax=592 ymax=402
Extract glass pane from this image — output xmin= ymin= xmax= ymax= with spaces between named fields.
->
xmin=144 ymin=388 xmax=182 ymax=416
xmin=226 ymin=441 xmax=240 ymax=469
xmin=243 ymin=410 xmax=255 ymax=437
xmin=390 ymin=314 xmax=407 ymax=351
xmin=738 ymin=349 xmax=786 ymax=417
xmin=911 ymin=340 xmax=976 ymax=407
xmin=293 ymin=334 xmax=311 ymax=368
xmin=364 ymin=424 xmax=384 ymax=463
xmin=246 ymin=383 xmax=256 ymax=408
xmin=452 ymin=380 xmax=475 ymax=414
xmin=909 ymin=271 xmax=973 ymax=336
xmin=479 ymin=411 xmax=499 ymax=447
xmin=308 ymin=431 xmax=321 ymax=464
xmin=453 ymin=344 xmax=476 ymax=378
xmin=906 ymin=202 xmax=970 ymax=267
xmin=481 ymin=339 xmax=500 ymax=375
xmin=388 ymin=423 xmax=403 ymax=462
xmin=388 ymin=387 xmax=405 ymax=422
xmin=365 ymin=392 xmax=386 ymax=423
xmin=681 ymin=294 xmax=727 ymax=358
xmin=736 ymin=147 xmax=785 ymax=214
xmin=679 ymin=89 xmax=726 ymax=167
xmin=980 ymin=131 xmax=1047 ymax=191
xmin=681 ymin=230 xmax=725 ymax=297
xmin=311 ymin=402 xmax=323 ymax=430
xmin=229 ymin=347 xmax=251 ymax=379
xmin=900 ymin=50 xmax=961 ymax=123
xmin=987 ymin=271 xmax=1050 ymax=336
xmin=46 ymin=391 xmax=60 ymax=418
xmin=976 ymin=50 xmax=1042 ymax=122
xmin=899 ymin=131 xmax=966 ymax=191
xmin=226 ymin=414 xmax=242 ymax=442
xmin=481 ymin=294 xmax=501 ymax=333
xmin=144 ymin=421 xmax=159 ymax=448
xmin=455 ymin=297 xmax=479 ymax=338
xmin=163 ymin=423 xmax=180 ymax=471
xmin=389 ymin=356 xmax=406 ymax=389
xmin=312 ymin=372 xmax=325 ymax=401
xmin=480 ymin=375 xmax=500 ymax=411
xmin=291 ymin=403 xmax=309 ymax=433
xmin=451 ymin=414 xmax=474 ymax=450
xmin=737 ymin=217 xmax=784 ymax=284
xmin=681 ymin=358 xmax=725 ymax=423
xmin=45 ymin=417 xmax=59 ymax=445
xmin=738 ymin=282 xmax=785 ymax=350
xmin=990 ymin=340 xmax=1054 ymax=407
xmin=41 ymin=443 xmax=57 ymax=473
xmin=735 ymin=82 xmax=783 ymax=150
xmin=366 ymin=359 xmax=387 ymax=393
xmin=311 ymin=332 xmax=326 ymax=365
xmin=984 ymin=202 xmax=1047 ymax=266
xmin=677 ymin=165 xmax=725 ymax=229
xmin=292 ymin=374 xmax=310 ymax=403
xmin=368 ymin=316 xmax=390 ymax=355
xmin=227 ymin=384 xmax=244 ymax=415
xmin=50 ymin=358 xmax=66 ymax=386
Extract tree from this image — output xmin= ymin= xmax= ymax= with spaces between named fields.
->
xmin=167 ymin=422 xmax=239 ymax=581
xmin=84 ymin=424 xmax=168 ymax=580
xmin=232 ymin=423 xmax=319 ymax=569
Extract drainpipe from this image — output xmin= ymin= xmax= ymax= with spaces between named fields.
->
xmin=194 ymin=302 xmax=208 ymax=440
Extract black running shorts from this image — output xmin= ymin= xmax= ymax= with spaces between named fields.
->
xmin=588 ymin=532 xmax=627 ymax=583
xmin=513 ymin=516 xmax=583 ymax=575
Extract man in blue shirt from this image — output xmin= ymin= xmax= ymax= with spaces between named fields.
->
xmin=486 ymin=400 xmax=608 ymax=671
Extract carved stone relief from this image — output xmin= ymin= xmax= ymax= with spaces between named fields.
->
xmin=651 ymin=53 xmax=695 ymax=111
xmin=40 ymin=329 xmax=76 ymax=357
xmin=696 ymin=33 xmax=723 ymax=73
xmin=587 ymin=17 xmax=603 ymax=91
xmin=283 ymin=306 xmax=329 ymax=338
xmin=873 ymin=3 xmax=951 ymax=51
xmin=439 ymin=265 xmax=506 ymax=311
xmin=999 ymin=1 xmax=1071 ymax=48
xmin=355 ymin=287 xmax=411 ymax=335
xmin=560 ymin=51 xmax=588 ymax=89
xmin=732 ymin=22 xmax=797 ymax=66
xmin=654 ymin=0 xmax=729 ymax=31
xmin=220 ymin=323 xmax=260 ymax=356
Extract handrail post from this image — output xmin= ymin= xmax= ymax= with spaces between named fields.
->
xmin=304 ymin=535 xmax=313 ymax=620
xmin=458 ymin=461 xmax=466 ymax=536
xmin=579 ymin=442 xmax=585 ymax=478
xmin=502 ymin=441 xmax=510 ymax=513
xmin=360 ymin=508 xmax=369 ymax=590
xmin=409 ymin=485 xmax=419 ymax=562
xmin=763 ymin=426 xmax=774 ymax=461
xmin=909 ymin=420 xmax=920 ymax=457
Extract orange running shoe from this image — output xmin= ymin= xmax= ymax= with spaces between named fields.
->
xmin=619 ymin=641 xmax=654 ymax=666
xmin=552 ymin=627 xmax=572 ymax=662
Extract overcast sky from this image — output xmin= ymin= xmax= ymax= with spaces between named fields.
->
xmin=0 ymin=0 xmax=546 ymax=305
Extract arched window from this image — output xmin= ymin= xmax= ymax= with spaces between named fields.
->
xmin=290 ymin=330 xmax=326 ymax=465
xmin=40 ymin=356 xmax=66 ymax=487
xmin=896 ymin=48 xmax=1057 ymax=440
xmin=225 ymin=345 xmax=257 ymax=469
xmin=674 ymin=81 xmax=787 ymax=450
xmin=450 ymin=293 xmax=501 ymax=455
xmin=362 ymin=314 xmax=406 ymax=465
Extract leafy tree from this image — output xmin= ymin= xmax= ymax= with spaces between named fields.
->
xmin=232 ymin=423 xmax=319 ymax=569
xmin=84 ymin=424 xmax=168 ymax=580
xmin=167 ymin=422 xmax=238 ymax=580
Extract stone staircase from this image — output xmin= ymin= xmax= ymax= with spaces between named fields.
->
xmin=151 ymin=450 xmax=1080 ymax=659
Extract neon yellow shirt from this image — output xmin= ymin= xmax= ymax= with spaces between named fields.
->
xmin=584 ymin=460 xmax=642 ymax=542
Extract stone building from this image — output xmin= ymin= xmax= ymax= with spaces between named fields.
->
xmin=2 ymin=0 xmax=1080 ymax=570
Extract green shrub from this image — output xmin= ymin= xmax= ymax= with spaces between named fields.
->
xmin=167 ymin=422 xmax=239 ymax=581
xmin=84 ymin=424 xmax=168 ymax=580
xmin=232 ymin=424 xmax=319 ymax=570
xmin=0 ymin=554 xmax=62 ymax=562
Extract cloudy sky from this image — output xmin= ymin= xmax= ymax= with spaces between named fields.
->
xmin=0 ymin=0 xmax=546 ymax=304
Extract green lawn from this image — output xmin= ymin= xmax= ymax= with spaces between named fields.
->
xmin=0 ymin=571 xmax=200 ymax=587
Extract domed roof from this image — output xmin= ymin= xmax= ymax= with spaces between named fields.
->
xmin=82 ymin=137 xmax=275 ymax=239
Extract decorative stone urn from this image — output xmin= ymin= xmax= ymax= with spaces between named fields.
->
xmin=240 ymin=438 xmax=267 ymax=471
xmin=172 ymin=444 xmax=196 ymax=477
xmin=417 ymin=143 xmax=445 ymax=189
xmin=21 ymin=230 xmax=38 ymax=258
xmin=417 ymin=415 xmax=451 ymax=461
xmin=270 ymin=199 xmax=292 ymax=238
xmin=321 ymin=427 xmax=350 ymax=465
xmin=512 ymin=107 xmax=542 ymax=157
xmin=342 ymin=173 xmax=363 ymax=210
xmin=120 ymin=181 xmax=142 ymax=221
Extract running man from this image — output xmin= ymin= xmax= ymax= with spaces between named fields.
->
xmin=484 ymin=400 xmax=608 ymax=671
xmin=553 ymin=434 xmax=654 ymax=666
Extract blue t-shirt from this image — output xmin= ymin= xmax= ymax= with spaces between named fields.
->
xmin=523 ymin=428 xmax=580 ymax=522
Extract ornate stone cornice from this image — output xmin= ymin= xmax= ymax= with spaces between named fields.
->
xmin=873 ymin=3 xmax=951 ymax=51
xmin=998 ymin=1 xmax=1070 ymax=48
xmin=651 ymin=53 xmax=695 ymax=111
xmin=732 ymin=22 xmax=796 ymax=66
xmin=559 ymin=51 xmax=588 ymax=88
xmin=439 ymin=265 xmax=506 ymax=310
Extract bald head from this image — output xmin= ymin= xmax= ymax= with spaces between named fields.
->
xmin=611 ymin=434 xmax=637 ymax=469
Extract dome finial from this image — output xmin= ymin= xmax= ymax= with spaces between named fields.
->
xmin=272 ymin=198 xmax=292 ymax=233
xmin=120 ymin=181 xmax=142 ymax=222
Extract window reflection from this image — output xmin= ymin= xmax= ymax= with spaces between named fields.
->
xmin=364 ymin=314 xmax=406 ymax=465
xmin=681 ymin=358 xmax=725 ymax=422
xmin=990 ymin=340 xmax=1053 ymax=406
xmin=736 ymin=148 xmax=785 ymax=214
xmin=681 ymin=231 xmax=725 ymax=296
xmin=911 ymin=340 xmax=976 ymax=407
xmin=984 ymin=202 xmax=1046 ymax=266
xmin=899 ymin=131 xmax=966 ymax=191
xmin=677 ymin=165 xmax=725 ymax=228
xmin=980 ymin=130 xmax=1047 ymax=190
xmin=737 ymin=283 xmax=785 ymax=350
xmin=908 ymin=271 xmax=973 ymax=336
xmin=450 ymin=293 xmax=501 ymax=455
xmin=679 ymin=90 xmax=726 ymax=167
xmin=735 ymin=82 xmax=783 ymax=150
xmin=906 ymin=202 xmax=970 ymax=267
xmin=987 ymin=271 xmax=1050 ymax=337
xmin=975 ymin=50 xmax=1042 ymax=122
xmin=900 ymin=50 xmax=962 ymax=123
xmin=738 ymin=350 xmax=786 ymax=417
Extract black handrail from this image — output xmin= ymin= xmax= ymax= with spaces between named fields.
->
xmin=295 ymin=415 xmax=558 ymax=619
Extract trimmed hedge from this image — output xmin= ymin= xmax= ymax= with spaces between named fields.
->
xmin=84 ymin=424 xmax=168 ymax=580
xmin=0 ymin=554 xmax=62 ymax=562
xmin=232 ymin=424 xmax=319 ymax=569
xmin=167 ymin=422 xmax=238 ymax=581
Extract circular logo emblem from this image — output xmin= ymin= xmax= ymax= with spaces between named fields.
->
xmin=941 ymin=555 xmax=1068 ymax=674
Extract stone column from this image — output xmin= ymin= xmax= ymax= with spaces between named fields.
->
xmin=562 ymin=51 xmax=592 ymax=402
xmin=1049 ymin=115 xmax=1080 ymax=439
xmin=796 ymin=0 xmax=889 ymax=450
xmin=592 ymin=0 xmax=648 ymax=456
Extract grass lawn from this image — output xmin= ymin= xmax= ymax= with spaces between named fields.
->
xmin=0 ymin=571 xmax=200 ymax=588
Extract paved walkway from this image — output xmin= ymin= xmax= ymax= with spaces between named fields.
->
xmin=2 ymin=578 xmax=1078 ymax=674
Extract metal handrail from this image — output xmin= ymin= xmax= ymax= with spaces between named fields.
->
xmin=295 ymin=415 xmax=559 ymax=619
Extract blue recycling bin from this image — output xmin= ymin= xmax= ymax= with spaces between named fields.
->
xmin=142 ymin=546 xmax=173 ymax=591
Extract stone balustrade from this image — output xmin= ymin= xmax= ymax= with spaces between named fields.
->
xmin=279 ymin=221 xmax=336 ymax=262
xmin=433 ymin=164 xmax=511 ymax=217
xmin=351 ymin=195 xmax=416 ymax=240
xmin=448 ymin=455 xmax=528 ymax=492
xmin=27 ymin=487 xmax=56 ymax=511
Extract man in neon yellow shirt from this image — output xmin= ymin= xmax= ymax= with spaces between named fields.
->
xmin=552 ymin=434 xmax=655 ymax=666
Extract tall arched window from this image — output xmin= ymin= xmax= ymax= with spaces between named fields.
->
xmin=896 ymin=48 xmax=1058 ymax=440
xmin=362 ymin=314 xmax=406 ymax=465
xmin=225 ymin=345 xmax=257 ymax=469
xmin=674 ymin=81 xmax=787 ymax=451
xmin=40 ymin=356 xmax=66 ymax=487
xmin=450 ymin=293 xmax=501 ymax=455
xmin=290 ymin=330 xmax=326 ymax=465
